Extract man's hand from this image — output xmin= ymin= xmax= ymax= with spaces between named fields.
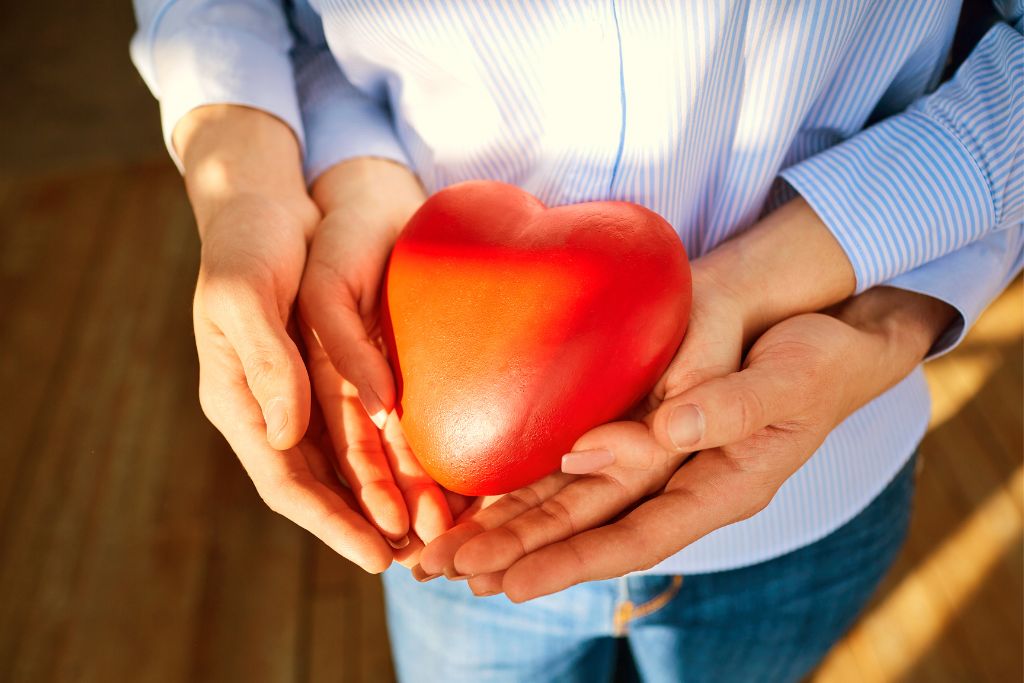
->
xmin=417 ymin=197 xmax=871 ymax=584
xmin=179 ymin=106 xmax=394 ymax=573
xmin=299 ymin=157 xmax=455 ymax=555
xmin=418 ymin=265 xmax=747 ymax=580
xmin=422 ymin=285 xmax=953 ymax=598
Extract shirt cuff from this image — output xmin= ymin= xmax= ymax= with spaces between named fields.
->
xmin=148 ymin=9 xmax=304 ymax=171
xmin=882 ymin=227 xmax=1023 ymax=359
xmin=780 ymin=111 xmax=995 ymax=293
xmin=294 ymin=49 xmax=410 ymax=184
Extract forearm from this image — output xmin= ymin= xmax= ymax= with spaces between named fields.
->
xmin=697 ymin=197 xmax=856 ymax=343
xmin=174 ymin=105 xmax=317 ymax=236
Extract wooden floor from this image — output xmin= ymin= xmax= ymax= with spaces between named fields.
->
xmin=1 ymin=2 xmax=1021 ymax=680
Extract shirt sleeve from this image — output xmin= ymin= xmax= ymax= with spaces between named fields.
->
xmin=130 ymin=0 xmax=305 ymax=170
xmin=289 ymin=4 xmax=410 ymax=183
xmin=883 ymin=225 xmax=1024 ymax=360
xmin=781 ymin=11 xmax=1023 ymax=293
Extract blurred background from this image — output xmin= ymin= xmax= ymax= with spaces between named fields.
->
xmin=1 ymin=1 xmax=1020 ymax=681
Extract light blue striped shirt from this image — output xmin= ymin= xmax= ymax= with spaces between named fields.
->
xmin=132 ymin=0 xmax=1024 ymax=573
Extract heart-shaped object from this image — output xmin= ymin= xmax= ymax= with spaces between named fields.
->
xmin=382 ymin=181 xmax=691 ymax=495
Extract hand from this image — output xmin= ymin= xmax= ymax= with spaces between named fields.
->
xmin=418 ymin=198 xmax=862 ymax=584
xmin=418 ymin=264 xmax=748 ymax=579
xmin=179 ymin=106 xmax=394 ymax=572
xmin=299 ymin=157 xmax=457 ymax=556
xmin=423 ymin=286 xmax=953 ymax=599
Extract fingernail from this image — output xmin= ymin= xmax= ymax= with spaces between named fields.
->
xmin=412 ymin=564 xmax=441 ymax=582
xmin=473 ymin=589 xmax=499 ymax=597
xmin=369 ymin=408 xmax=388 ymax=430
xmin=362 ymin=388 xmax=388 ymax=429
xmin=668 ymin=404 xmax=704 ymax=450
xmin=387 ymin=535 xmax=410 ymax=550
xmin=444 ymin=567 xmax=470 ymax=581
xmin=264 ymin=398 xmax=288 ymax=444
xmin=561 ymin=449 xmax=615 ymax=474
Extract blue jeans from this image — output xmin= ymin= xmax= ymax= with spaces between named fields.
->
xmin=384 ymin=455 xmax=916 ymax=683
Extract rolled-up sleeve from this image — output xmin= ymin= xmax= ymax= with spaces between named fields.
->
xmin=130 ymin=0 xmax=305 ymax=170
xmin=289 ymin=4 xmax=410 ymax=183
xmin=781 ymin=16 xmax=1023 ymax=292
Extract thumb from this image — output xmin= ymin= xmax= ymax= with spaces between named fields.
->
xmin=651 ymin=366 xmax=791 ymax=454
xmin=211 ymin=283 xmax=312 ymax=450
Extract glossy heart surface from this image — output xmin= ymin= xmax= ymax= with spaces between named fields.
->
xmin=382 ymin=181 xmax=691 ymax=495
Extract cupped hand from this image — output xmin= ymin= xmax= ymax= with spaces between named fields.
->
xmin=422 ymin=286 xmax=949 ymax=599
xmin=418 ymin=266 xmax=748 ymax=581
xmin=180 ymin=106 xmax=402 ymax=573
xmin=299 ymin=157 xmax=457 ymax=555
xmin=192 ymin=186 xmax=401 ymax=572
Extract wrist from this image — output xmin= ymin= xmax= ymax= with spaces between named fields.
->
xmin=836 ymin=286 xmax=958 ymax=364
xmin=311 ymin=156 xmax=426 ymax=240
xmin=175 ymin=105 xmax=316 ymax=233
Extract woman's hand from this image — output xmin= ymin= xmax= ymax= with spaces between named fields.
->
xmin=298 ymin=157 xmax=456 ymax=555
xmin=422 ymin=285 xmax=953 ymax=598
xmin=179 ymin=106 xmax=395 ymax=572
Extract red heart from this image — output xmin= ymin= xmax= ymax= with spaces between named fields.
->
xmin=382 ymin=181 xmax=691 ymax=495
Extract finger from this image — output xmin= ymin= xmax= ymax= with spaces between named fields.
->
xmin=302 ymin=407 xmax=365 ymax=512
xmin=452 ymin=423 xmax=670 ymax=576
xmin=300 ymin=246 xmax=394 ymax=427
xmin=651 ymin=366 xmax=794 ymax=454
xmin=287 ymin=440 xmax=395 ymax=573
xmin=381 ymin=412 xmax=453 ymax=544
xmin=200 ymin=276 xmax=311 ymax=450
xmin=569 ymin=420 xmax=673 ymax=472
xmin=393 ymin=532 xmax=425 ymax=569
xmin=468 ymin=571 xmax=505 ymax=597
xmin=444 ymin=489 xmax=477 ymax=521
xmin=197 ymin=341 xmax=392 ymax=573
xmin=418 ymin=474 xmax=574 ymax=575
xmin=304 ymin=326 xmax=410 ymax=543
xmin=502 ymin=453 xmax=764 ymax=602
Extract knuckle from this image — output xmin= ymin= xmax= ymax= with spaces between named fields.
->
xmin=733 ymin=383 xmax=767 ymax=435
xmin=401 ymin=479 xmax=439 ymax=499
xmin=197 ymin=377 xmax=228 ymax=428
xmin=537 ymin=498 xmax=577 ymax=537
xmin=505 ymin=487 xmax=543 ymax=512
xmin=342 ymin=437 xmax=384 ymax=457
xmin=242 ymin=350 xmax=279 ymax=389
xmin=308 ymin=503 xmax=345 ymax=531
xmin=735 ymin=487 xmax=775 ymax=522
xmin=256 ymin=483 xmax=286 ymax=516
xmin=197 ymin=379 xmax=216 ymax=421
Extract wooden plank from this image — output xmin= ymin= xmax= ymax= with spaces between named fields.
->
xmin=46 ymin=164 xmax=212 ymax=682
xmin=0 ymin=168 xmax=127 ymax=681
xmin=308 ymin=542 xmax=396 ymax=683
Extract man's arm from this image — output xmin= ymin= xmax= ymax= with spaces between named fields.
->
xmin=779 ymin=10 xmax=1023 ymax=291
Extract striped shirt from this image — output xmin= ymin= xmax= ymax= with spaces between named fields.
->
xmin=132 ymin=0 xmax=1024 ymax=573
